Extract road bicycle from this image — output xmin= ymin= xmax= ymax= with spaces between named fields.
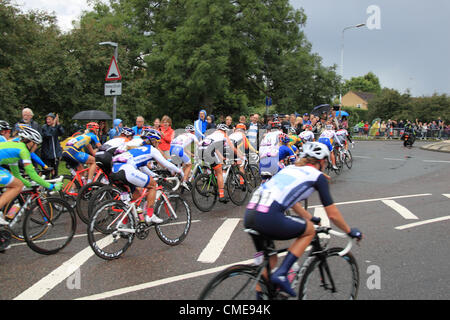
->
xmin=334 ymin=143 xmax=353 ymax=170
xmin=87 ymin=176 xmax=191 ymax=260
xmin=198 ymin=225 xmax=359 ymax=300
xmin=243 ymin=153 xmax=261 ymax=192
xmin=2 ymin=176 xmax=77 ymax=255
xmin=191 ymin=160 xmax=249 ymax=212
xmin=60 ymin=165 xmax=107 ymax=209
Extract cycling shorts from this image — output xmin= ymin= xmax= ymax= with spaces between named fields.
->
xmin=112 ymin=163 xmax=150 ymax=188
xmin=259 ymin=156 xmax=283 ymax=177
xmin=62 ymin=147 xmax=90 ymax=166
xmin=244 ymin=202 xmax=307 ymax=241
xmin=0 ymin=167 xmax=14 ymax=187
xmin=318 ymin=137 xmax=333 ymax=151
xmin=95 ymin=151 xmax=113 ymax=175
xmin=170 ymin=145 xmax=190 ymax=164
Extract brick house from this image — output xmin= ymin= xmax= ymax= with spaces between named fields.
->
xmin=342 ymin=91 xmax=375 ymax=110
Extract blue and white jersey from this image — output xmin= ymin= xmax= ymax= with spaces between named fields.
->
xmin=112 ymin=144 xmax=180 ymax=174
xmin=247 ymin=165 xmax=333 ymax=212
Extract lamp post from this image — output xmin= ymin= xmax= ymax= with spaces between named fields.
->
xmin=339 ymin=23 xmax=365 ymax=106
xmin=99 ymin=41 xmax=119 ymax=120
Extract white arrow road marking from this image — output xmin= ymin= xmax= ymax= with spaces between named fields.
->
xmin=395 ymin=216 xmax=450 ymax=230
xmin=197 ymin=218 xmax=240 ymax=263
xmin=14 ymin=235 xmax=114 ymax=300
xmin=381 ymin=200 xmax=419 ymax=220
xmin=443 ymin=194 xmax=450 ymax=199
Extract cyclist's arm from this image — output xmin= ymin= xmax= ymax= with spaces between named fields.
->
xmin=23 ymin=163 xmax=52 ymax=189
xmin=85 ymin=143 xmax=96 ymax=156
xmin=150 ymin=147 xmax=181 ymax=175
xmin=139 ymin=164 xmax=157 ymax=177
xmin=9 ymin=164 xmax=32 ymax=187
xmin=30 ymin=152 xmax=48 ymax=169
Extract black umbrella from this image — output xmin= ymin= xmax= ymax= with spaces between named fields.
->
xmin=72 ymin=110 xmax=112 ymax=120
xmin=310 ymin=104 xmax=331 ymax=116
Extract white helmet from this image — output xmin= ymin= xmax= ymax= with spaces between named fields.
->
xmin=300 ymin=142 xmax=330 ymax=160
xmin=18 ymin=126 xmax=42 ymax=144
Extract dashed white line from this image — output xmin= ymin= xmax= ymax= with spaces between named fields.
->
xmin=395 ymin=216 xmax=450 ymax=230
xmin=197 ymin=218 xmax=241 ymax=263
xmin=381 ymin=200 xmax=419 ymax=220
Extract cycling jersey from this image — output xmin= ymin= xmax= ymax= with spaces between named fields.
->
xmin=111 ymin=144 xmax=181 ymax=188
xmin=318 ymin=130 xmax=340 ymax=151
xmin=244 ymin=165 xmax=333 ymax=240
xmin=62 ymin=132 xmax=100 ymax=167
xmin=228 ymin=131 xmax=250 ymax=161
xmin=0 ymin=141 xmax=51 ymax=188
xmin=287 ymin=134 xmax=301 ymax=148
xmin=95 ymin=137 xmax=128 ymax=175
xmin=259 ymin=130 xmax=282 ymax=158
xmin=335 ymin=129 xmax=349 ymax=145
xmin=170 ymin=132 xmax=199 ymax=164
xmin=198 ymin=130 xmax=231 ymax=168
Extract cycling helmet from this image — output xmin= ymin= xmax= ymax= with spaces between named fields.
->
xmin=142 ymin=128 xmax=161 ymax=141
xmin=325 ymin=124 xmax=333 ymax=130
xmin=300 ymin=142 xmax=330 ymax=160
xmin=288 ymin=127 xmax=297 ymax=134
xmin=86 ymin=122 xmax=99 ymax=131
xmin=18 ymin=126 xmax=42 ymax=144
xmin=185 ymin=124 xmax=195 ymax=133
xmin=121 ymin=127 xmax=134 ymax=137
xmin=217 ymin=123 xmax=229 ymax=131
xmin=279 ymin=133 xmax=290 ymax=144
xmin=235 ymin=123 xmax=246 ymax=130
xmin=0 ymin=120 xmax=11 ymax=131
xmin=304 ymin=124 xmax=312 ymax=130
xmin=271 ymin=120 xmax=281 ymax=129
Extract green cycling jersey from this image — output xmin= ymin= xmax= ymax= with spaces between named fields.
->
xmin=0 ymin=141 xmax=51 ymax=189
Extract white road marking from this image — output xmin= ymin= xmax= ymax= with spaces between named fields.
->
xmin=308 ymin=193 xmax=432 ymax=209
xmin=443 ymin=194 xmax=450 ymax=199
xmin=395 ymin=216 xmax=450 ymax=230
xmin=381 ymin=200 xmax=419 ymax=220
xmin=314 ymin=207 xmax=330 ymax=241
xmin=423 ymin=160 xmax=450 ymax=164
xmin=353 ymin=155 xmax=371 ymax=159
xmin=14 ymin=235 xmax=114 ymax=300
xmin=197 ymin=218 xmax=241 ymax=263
xmin=384 ymin=157 xmax=405 ymax=161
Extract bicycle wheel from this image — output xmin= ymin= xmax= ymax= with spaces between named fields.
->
xmin=226 ymin=171 xmax=248 ymax=206
xmin=298 ymin=247 xmax=360 ymax=300
xmin=154 ymin=195 xmax=191 ymax=246
xmin=245 ymin=164 xmax=261 ymax=191
xmin=87 ymin=185 xmax=121 ymax=220
xmin=75 ymin=182 xmax=105 ymax=224
xmin=344 ymin=149 xmax=353 ymax=169
xmin=191 ymin=173 xmax=217 ymax=212
xmin=333 ymin=150 xmax=342 ymax=175
xmin=198 ymin=264 xmax=269 ymax=300
xmin=23 ymin=197 xmax=76 ymax=255
xmin=87 ymin=199 xmax=135 ymax=260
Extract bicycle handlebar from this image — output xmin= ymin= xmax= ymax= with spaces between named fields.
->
xmin=155 ymin=175 xmax=181 ymax=192
xmin=315 ymin=226 xmax=354 ymax=256
xmin=28 ymin=175 xmax=64 ymax=188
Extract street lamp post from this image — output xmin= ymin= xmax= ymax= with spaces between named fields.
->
xmin=99 ymin=42 xmax=119 ymax=121
xmin=339 ymin=23 xmax=365 ymax=107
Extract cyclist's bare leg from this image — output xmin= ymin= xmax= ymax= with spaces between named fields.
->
xmin=145 ymin=177 xmax=157 ymax=214
xmin=214 ymin=165 xmax=225 ymax=199
xmin=183 ymin=163 xmax=192 ymax=182
xmin=86 ymin=156 xmax=97 ymax=182
xmin=0 ymin=178 xmax=24 ymax=211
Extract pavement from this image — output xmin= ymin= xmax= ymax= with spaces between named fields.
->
xmin=420 ymin=140 xmax=450 ymax=153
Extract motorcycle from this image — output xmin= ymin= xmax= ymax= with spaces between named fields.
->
xmin=401 ymin=130 xmax=415 ymax=148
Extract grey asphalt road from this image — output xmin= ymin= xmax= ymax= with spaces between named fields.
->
xmin=1 ymin=140 xmax=449 ymax=300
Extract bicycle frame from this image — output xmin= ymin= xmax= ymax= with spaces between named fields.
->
xmin=63 ymin=167 xmax=105 ymax=197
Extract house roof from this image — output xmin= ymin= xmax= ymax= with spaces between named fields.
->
xmin=352 ymin=91 xmax=376 ymax=102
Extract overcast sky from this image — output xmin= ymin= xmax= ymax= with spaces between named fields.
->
xmin=13 ymin=0 xmax=450 ymax=97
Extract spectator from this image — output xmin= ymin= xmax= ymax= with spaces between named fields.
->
xmin=206 ymin=115 xmax=216 ymax=130
xmin=14 ymin=107 xmax=41 ymax=136
xmin=364 ymin=121 xmax=370 ymax=137
xmin=132 ymin=116 xmax=145 ymax=135
xmin=239 ymin=115 xmax=247 ymax=129
xmin=380 ymin=121 xmax=387 ymax=138
xmin=341 ymin=116 xmax=349 ymax=130
xmin=41 ymin=113 xmax=64 ymax=178
xmin=420 ymin=122 xmax=428 ymax=140
xmin=153 ymin=118 xmax=161 ymax=131
xmin=357 ymin=120 xmax=364 ymax=137
xmin=302 ymin=113 xmax=312 ymax=127
xmin=246 ymin=113 xmax=261 ymax=151
xmin=159 ymin=115 xmax=175 ymax=158
xmin=97 ymin=120 xmax=108 ymax=144
xmin=225 ymin=116 xmax=234 ymax=129
xmin=108 ymin=118 xmax=123 ymax=140
xmin=194 ymin=109 xmax=207 ymax=139
xmin=294 ymin=117 xmax=303 ymax=134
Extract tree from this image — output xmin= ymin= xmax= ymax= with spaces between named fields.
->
xmin=343 ymin=72 xmax=381 ymax=95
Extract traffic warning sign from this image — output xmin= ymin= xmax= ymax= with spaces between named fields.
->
xmin=105 ymin=56 xmax=121 ymax=81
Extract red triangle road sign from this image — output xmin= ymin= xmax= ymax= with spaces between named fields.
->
xmin=105 ymin=56 xmax=122 ymax=81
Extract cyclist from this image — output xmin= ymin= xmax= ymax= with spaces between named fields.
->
xmin=0 ymin=126 xmax=62 ymax=226
xmin=62 ymin=122 xmax=102 ymax=183
xmin=169 ymin=124 xmax=200 ymax=190
xmin=244 ymin=142 xmax=363 ymax=298
xmin=111 ymin=129 xmax=183 ymax=224
xmin=95 ymin=127 xmax=135 ymax=176
xmin=318 ymin=121 xmax=342 ymax=170
xmin=0 ymin=121 xmax=12 ymax=142
xmin=299 ymin=124 xmax=315 ymax=145
xmin=335 ymin=125 xmax=353 ymax=152
xmin=228 ymin=123 xmax=257 ymax=182
xmin=258 ymin=120 xmax=283 ymax=179
xmin=278 ymin=133 xmax=296 ymax=171
xmin=198 ymin=123 xmax=234 ymax=203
